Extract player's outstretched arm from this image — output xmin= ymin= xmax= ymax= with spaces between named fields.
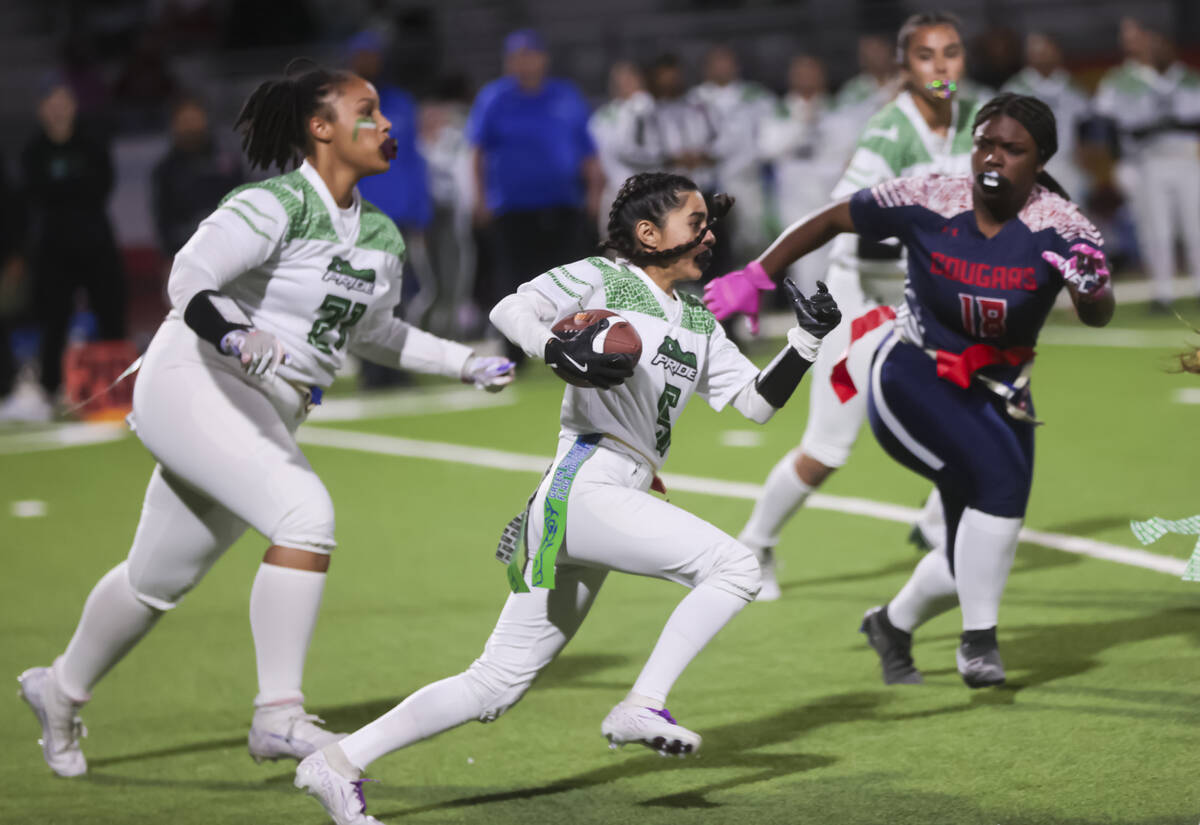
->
xmin=704 ymin=200 xmax=854 ymax=326
xmin=730 ymin=279 xmax=842 ymax=423
xmin=351 ymin=313 xmax=515 ymax=392
xmin=1042 ymin=243 xmax=1114 ymax=328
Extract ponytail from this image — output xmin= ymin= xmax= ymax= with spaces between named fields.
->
xmin=234 ymin=59 xmax=352 ymax=171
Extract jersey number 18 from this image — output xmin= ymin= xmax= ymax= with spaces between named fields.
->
xmin=959 ymin=294 xmax=1007 ymax=338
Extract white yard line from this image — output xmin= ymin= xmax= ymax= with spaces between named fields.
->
xmin=307 ymin=385 xmax=517 ymax=422
xmin=0 ymin=422 xmax=128 ymax=455
xmin=1173 ymin=388 xmax=1200 ymax=405
xmin=294 ymin=427 xmax=1188 ymax=578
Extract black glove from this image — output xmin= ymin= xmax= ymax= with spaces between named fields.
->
xmin=785 ymin=279 xmax=841 ymax=340
xmin=544 ymin=319 xmax=637 ymax=390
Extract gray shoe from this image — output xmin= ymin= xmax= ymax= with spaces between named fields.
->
xmin=957 ymin=630 xmax=1006 ymax=688
xmin=860 ymin=606 xmax=923 ymax=685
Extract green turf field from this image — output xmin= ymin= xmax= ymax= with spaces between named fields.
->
xmin=1 ymin=305 xmax=1198 ymax=825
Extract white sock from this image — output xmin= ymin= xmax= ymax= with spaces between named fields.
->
xmin=57 ymin=562 xmax=162 ymax=702
xmin=739 ymin=449 xmax=813 ymax=549
xmin=338 ymin=673 xmax=479 ymax=771
xmin=953 ymin=508 xmax=1022 ymax=631
xmin=630 ymin=582 xmax=748 ymax=705
xmin=887 ymin=547 xmax=958 ymax=633
xmin=250 ymin=563 xmax=326 ymax=707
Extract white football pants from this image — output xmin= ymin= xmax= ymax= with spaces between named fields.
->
xmin=124 ymin=318 xmax=334 ymax=610
xmin=1133 ymin=153 xmax=1200 ymax=302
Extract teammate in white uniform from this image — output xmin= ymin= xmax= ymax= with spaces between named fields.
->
xmin=292 ymin=172 xmax=841 ymax=825
xmin=17 ymin=63 xmax=514 ymax=778
xmin=706 ymin=12 xmax=981 ymax=599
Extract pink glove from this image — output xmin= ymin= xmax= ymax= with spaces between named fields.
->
xmin=1042 ymin=243 xmax=1111 ymax=301
xmin=703 ymin=260 xmax=775 ymax=334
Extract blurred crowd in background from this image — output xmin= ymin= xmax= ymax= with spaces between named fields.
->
xmin=0 ymin=0 xmax=1198 ymax=419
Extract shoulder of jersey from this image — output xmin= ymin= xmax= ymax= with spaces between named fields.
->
xmin=872 ymin=174 xmax=973 ymax=218
xmin=359 ymin=200 xmax=407 ymax=259
xmin=1021 ymin=187 xmax=1103 ymax=246
xmin=217 ymin=169 xmax=334 ymax=244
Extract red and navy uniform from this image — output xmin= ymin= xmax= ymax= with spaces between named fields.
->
xmin=850 ymin=175 xmax=1102 ymax=562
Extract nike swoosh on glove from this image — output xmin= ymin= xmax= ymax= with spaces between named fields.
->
xmin=702 ymin=260 xmax=774 ymax=333
xmin=1042 ymin=243 xmax=1111 ymax=301
xmin=220 ymin=329 xmax=289 ymax=379
xmin=462 ymin=356 xmax=516 ymax=392
xmin=544 ymin=319 xmax=636 ymax=390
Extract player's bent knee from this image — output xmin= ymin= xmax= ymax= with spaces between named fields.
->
xmin=463 ymin=658 xmax=537 ymax=722
xmin=707 ymin=541 xmax=762 ymax=602
xmin=269 ymin=492 xmax=337 ymax=555
xmin=122 ymin=560 xmax=182 ymax=612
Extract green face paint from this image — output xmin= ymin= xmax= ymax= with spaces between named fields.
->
xmin=353 ymin=117 xmax=378 ymax=141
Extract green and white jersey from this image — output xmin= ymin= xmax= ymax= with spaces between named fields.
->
xmin=830 ymin=90 xmax=982 ymax=279
xmin=170 ymin=161 xmax=412 ymax=388
xmin=522 ymin=257 xmax=760 ymax=469
xmin=1094 ymin=60 xmax=1200 ymax=160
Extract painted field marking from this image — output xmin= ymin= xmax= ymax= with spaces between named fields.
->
xmin=294 ymin=427 xmax=1187 ymax=578
xmin=1173 ymin=388 xmax=1200 ymax=405
xmin=0 ymin=422 xmax=128 ymax=455
xmin=11 ymin=500 xmax=47 ymax=518
xmin=719 ymin=430 xmax=764 ymax=448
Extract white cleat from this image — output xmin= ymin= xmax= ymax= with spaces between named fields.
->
xmin=248 ymin=702 xmax=344 ymax=763
xmin=601 ymin=702 xmax=701 ymax=757
xmin=295 ymin=750 xmax=383 ymax=825
xmin=18 ymin=666 xmax=88 ymax=777
xmin=754 ymin=546 xmax=782 ymax=602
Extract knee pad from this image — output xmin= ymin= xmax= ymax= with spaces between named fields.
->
xmin=707 ymin=541 xmax=762 ymax=602
xmin=462 ymin=656 xmax=536 ymax=723
xmin=121 ymin=559 xmax=182 ymax=612
xmin=269 ymin=487 xmax=336 ymax=554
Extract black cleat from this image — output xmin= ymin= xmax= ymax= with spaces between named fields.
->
xmin=906 ymin=524 xmax=934 ymax=553
xmin=957 ymin=627 xmax=1006 ymax=688
xmin=860 ymin=606 xmax=923 ymax=685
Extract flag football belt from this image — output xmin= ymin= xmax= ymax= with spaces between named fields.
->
xmin=284 ymin=380 xmax=324 ymax=412
xmin=495 ymin=433 xmax=602 ymax=593
xmin=830 ymin=305 xmax=897 ymax=402
xmin=922 ymin=343 xmax=1040 ymax=425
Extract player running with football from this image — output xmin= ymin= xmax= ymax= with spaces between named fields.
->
xmin=706 ymin=11 xmax=981 ymax=600
xmin=717 ymin=93 xmax=1112 ymax=687
xmin=18 ymin=61 xmax=514 ymax=778
xmin=292 ymin=171 xmax=841 ymax=825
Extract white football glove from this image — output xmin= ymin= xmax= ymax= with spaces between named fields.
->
xmin=220 ymin=329 xmax=288 ymax=379
xmin=462 ymin=355 xmax=516 ymax=392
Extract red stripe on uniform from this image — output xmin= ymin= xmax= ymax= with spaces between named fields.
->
xmin=830 ymin=306 xmax=898 ymax=402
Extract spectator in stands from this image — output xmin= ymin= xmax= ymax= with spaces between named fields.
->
xmin=19 ymin=81 xmax=125 ymax=419
xmin=151 ymin=94 xmax=243 ymax=257
xmin=420 ymin=78 xmax=479 ymax=338
xmin=1002 ymin=32 xmax=1091 ymax=204
xmin=590 ymin=60 xmax=652 ymax=235
xmin=467 ymin=28 xmax=601 ymax=361
xmin=1095 ymin=20 xmax=1200 ymax=310
xmin=112 ymin=31 xmax=178 ymax=132
xmin=835 ymin=33 xmax=900 ymax=118
xmin=0 ymin=153 xmax=25 ymax=420
xmin=615 ymin=54 xmax=734 ymax=272
xmin=690 ymin=45 xmax=777 ymax=264
xmin=758 ymin=55 xmax=841 ymax=292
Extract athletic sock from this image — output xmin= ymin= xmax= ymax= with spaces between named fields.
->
xmin=338 ymin=674 xmax=479 ymax=771
xmin=630 ymin=582 xmax=747 ymax=705
xmin=57 ymin=561 xmax=162 ymax=702
xmin=887 ymin=546 xmax=958 ymax=633
xmin=739 ymin=448 xmax=813 ymax=550
xmin=953 ymin=508 xmax=1022 ymax=631
xmin=913 ymin=487 xmax=946 ymax=547
xmin=249 ymin=563 xmax=326 ymax=707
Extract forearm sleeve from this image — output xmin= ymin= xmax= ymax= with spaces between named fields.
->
xmin=489 ymin=290 xmax=559 ymax=359
xmin=736 ymin=327 xmax=821 ymax=421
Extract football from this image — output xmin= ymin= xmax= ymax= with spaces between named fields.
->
xmin=550 ymin=309 xmax=642 ymax=386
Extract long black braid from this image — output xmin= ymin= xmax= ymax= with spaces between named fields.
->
xmin=598 ymin=172 xmax=734 ymax=265
xmin=233 ymin=58 xmax=353 ymax=172
xmin=973 ymin=92 xmax=1071 ymax=200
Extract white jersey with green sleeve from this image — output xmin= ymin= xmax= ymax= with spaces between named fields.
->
xmin=829 ymin=90 xmax=982 ymax=284
xmin=170 ymin=161 xmax=458 ymax=388
xmin=519 ymin=257 xmax=760 ymax=469
xmin=1094 ymin=60 xmax=1200 ymax=161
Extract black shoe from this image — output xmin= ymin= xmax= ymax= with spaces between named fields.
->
xmin=906 ymin=523 xmax=933 ymax=553
xmin=956 ymin=627 xmax=1006 ymax=688
xmin=860 ymin=606 xmax=923 ymax=685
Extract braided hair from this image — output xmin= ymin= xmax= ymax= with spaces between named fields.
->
xmin=599 ymin=172 xmax=734 ymax=266
xmin=234 ymin=59 xmax=353 ymax=172
xmin=973 ymin=92 xmax=1071 ymax=200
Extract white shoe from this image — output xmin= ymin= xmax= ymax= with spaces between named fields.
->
xmin=248 ymin=702 xmax=344 ymax=763
xmin=295 ymin=750 xmax=383 ymax=825
xmin=601 ymin=702 xmax=701 ymax=757
xmin=0 ymin=386 xmax=53 ymax=423
xmin=18 ymin=665 xmax=88 ymax=777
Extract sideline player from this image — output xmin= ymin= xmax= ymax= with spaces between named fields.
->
xmin=706 ymin=11 xmax=981 ymax=599
xmin=17 ymin=61 xmax=514 ymax=778
xmin=292 ymin=172 xmax=841 ymax=825
xmin=719 ymin=93 xmax=1113 ymax=687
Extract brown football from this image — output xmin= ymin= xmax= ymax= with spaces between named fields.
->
xmin=550 ymin=309 xmax=642 ymax=386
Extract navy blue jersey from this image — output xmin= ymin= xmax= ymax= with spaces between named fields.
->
xmin=849 ymin=175 xmax=1103 ymax=356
